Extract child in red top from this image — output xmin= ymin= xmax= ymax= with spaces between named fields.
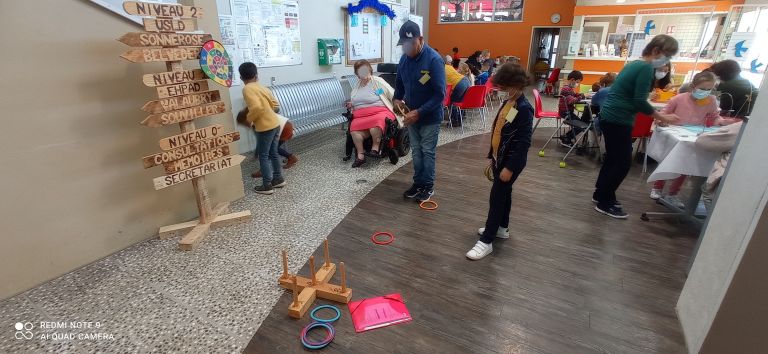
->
xmin=558 ymin=71 xmax=586 ymax=144
xmin=650 ymin=71 xmax=727 ymax=207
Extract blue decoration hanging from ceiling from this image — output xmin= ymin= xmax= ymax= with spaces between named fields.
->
xmin=347 ymin=0 xmax=396 ymax=19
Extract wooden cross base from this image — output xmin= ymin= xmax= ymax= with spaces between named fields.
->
xmin=278 ymin=240 xmax=352 ymax=319
xmin=158 ymin=201 xmax=252 ymax=250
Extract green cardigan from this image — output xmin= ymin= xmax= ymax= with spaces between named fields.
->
xmin=601 ymin=60 xmax=656 ymax=127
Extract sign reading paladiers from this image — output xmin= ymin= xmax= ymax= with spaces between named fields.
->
xmin=121 ymin=47 xmax=199 ymax=63
xmin=123 ymin=1 xmax=203 ymax=18
xmin=156 ymin=80 xmax=209 ymax=99
xmin=153 ymin=155 xmax=245 ymax=190
xmin=163 ymin=146 xmax=230 ymax=174
xmin=142 ymin=90 xmax=221 ymax=114
xmin=159 ymin=124 xmax=224 ymax=150
xmin=143 ymin=69 xmax=205 ymax=87
xmin=143 ymin=18 xmax=196 ymax=33
xmin=141 ymin=101 xmax=226 ymax=127
xmin=118 ymin=32 xmax=212 ymax=47
xmin=142 ymin=132 xmax=240 ymax=168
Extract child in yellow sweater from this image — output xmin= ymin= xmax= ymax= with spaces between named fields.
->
xmin=239 ymin=62 xmax=284 ymax=195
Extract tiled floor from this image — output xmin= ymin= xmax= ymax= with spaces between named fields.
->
xmin=0 ymin=95 xmax=560 ymax=353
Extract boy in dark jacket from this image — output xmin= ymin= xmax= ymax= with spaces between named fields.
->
xmin=467 ymin=63 xmax=534 ymax=260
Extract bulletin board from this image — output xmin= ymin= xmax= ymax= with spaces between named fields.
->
xmin=221 ymin=0 xmax=302 ymax=86
xmin=345 ymin=10 xmax=384 ymax=66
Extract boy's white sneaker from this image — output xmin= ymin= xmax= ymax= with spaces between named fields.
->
xmin=478 ymin=227 xmax=510 ymax=239
xmin=466 ymin=241 xmax=493 ymax=260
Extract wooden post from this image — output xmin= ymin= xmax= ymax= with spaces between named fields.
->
xmin=281 ymin=250 xmax=289 ymax=279
xmin=340 ymin=261 xmax=347 ymax=293
xmin=309 ymin=256 xmax=317 ymax=286
xmin=323 ymin=239 xmax=331 ymax=269
xmin=291 ymin=276 xmax=299 ymax=307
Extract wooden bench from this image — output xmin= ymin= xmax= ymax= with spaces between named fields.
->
xmin=270 ymin=78 xmax=348 ymax=137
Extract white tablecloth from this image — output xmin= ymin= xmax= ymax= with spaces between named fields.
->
xmin=646 ymin=125 xmax=721 ymax=182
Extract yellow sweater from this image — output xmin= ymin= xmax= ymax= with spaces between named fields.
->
xmin=445 ymin=64 xmax=465 ymax=87
xmin=243 ymin=82 xmax=280 ymax=132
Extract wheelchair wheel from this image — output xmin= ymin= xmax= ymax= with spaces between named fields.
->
xmin=396 ymin=129 xmax=410 ymax=157
xmin=388 ymin=149 xmax=399 ymax=165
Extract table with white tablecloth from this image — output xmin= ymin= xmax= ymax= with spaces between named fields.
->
xmin=647 ymin=125 xmax=721 ymax=182
xmin=642 ymin=125 xmax=721 ymax=224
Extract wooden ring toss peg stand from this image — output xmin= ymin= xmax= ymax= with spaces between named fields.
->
xmin=278 ymin=239 xmax=353 ymax=319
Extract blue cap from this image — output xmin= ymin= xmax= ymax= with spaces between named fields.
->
xmin=397 ymin=20 xmax=421 ymax=46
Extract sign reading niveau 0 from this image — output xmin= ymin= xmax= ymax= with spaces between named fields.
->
xmin=142 ymin=132 xmax=240 ymax=168
xmin=158 ymin=124 xmax=224 ymax=150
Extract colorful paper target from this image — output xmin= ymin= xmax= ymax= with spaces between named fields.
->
xmin=199 ymin=40 xmax=233 ymax=87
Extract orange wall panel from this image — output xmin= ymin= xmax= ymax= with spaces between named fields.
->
xmin=428 ymin=0 xmax=576 ymax=68
xmin=574 ymin=1 xmax=738 ymax=16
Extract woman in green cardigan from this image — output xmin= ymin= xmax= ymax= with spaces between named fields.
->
xmin=593 ymin=34 xmax=681 ymax=219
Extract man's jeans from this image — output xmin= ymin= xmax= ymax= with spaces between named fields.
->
xmin=408 ymin=123 xmax=440 ymax=189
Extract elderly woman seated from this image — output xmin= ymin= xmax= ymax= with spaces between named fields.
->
xmin=345 ymin=59 xmax=397 ymax=168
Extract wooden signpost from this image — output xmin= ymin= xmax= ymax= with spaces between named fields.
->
xmin=119 ymin=0 xmax=251 ymax=250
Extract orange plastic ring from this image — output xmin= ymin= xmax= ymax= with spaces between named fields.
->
xmin=371 ymin=232 xmax=394 ymax=245
xmin=419 ymin=200 xmax=438 ymax=211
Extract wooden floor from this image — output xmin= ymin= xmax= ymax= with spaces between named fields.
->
xmin=245 ymin=129 xmax=697 ymax=354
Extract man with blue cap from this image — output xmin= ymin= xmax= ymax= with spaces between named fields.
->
xmin=394 ymin=20 xmax=446 ymax=203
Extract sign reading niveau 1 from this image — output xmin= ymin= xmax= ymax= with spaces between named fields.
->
xmin=118 ymin=0 xmax=250 ymax=250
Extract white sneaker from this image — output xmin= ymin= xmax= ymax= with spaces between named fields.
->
xmin=666 ymin=195 xmax=685 ymax=209
xmin=650 ymin=189 xmax=662 ymax=200
xmin=478 ymin=227 xmax=510 ymax=239
xmin=466 ymin=241 xmax=493 ymax=260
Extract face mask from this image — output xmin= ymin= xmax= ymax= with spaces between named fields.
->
xmin=692 ymin=88 xmax=711 ymax=100
xmin=402 ymin=41 xmax=415 ymax=56
xmin=655 ymin=71 xmax=667 ymax=80
xmin=357 ymin=68 xmax=370 ymax=79
xmin=570 ymin=82 xmax=579 ymax=88
xmin=651 ymin=55 xmax=670 ymax=68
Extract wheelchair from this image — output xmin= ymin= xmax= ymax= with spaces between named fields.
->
xmin=343 ymin=109 xmax=410 ymax=165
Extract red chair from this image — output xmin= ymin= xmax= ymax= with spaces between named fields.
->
xmin=632 ymin=113 xmax=655 ymax=173
xmin=443 ymin=84 xmax=453 ymax=121
xmin=532 ymin=89 xmax=560 ymax=133
xmin=544 ymin=68 xmax=561 ymax=96
xmin=452 ymin=85 xmax=488 ymax=132
xmin=484 ymin=76 xmax=496 ymax=110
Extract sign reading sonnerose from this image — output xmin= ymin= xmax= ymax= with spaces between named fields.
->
xmin=163 ymin=146 xmax=231 ymax=174
xmin=142 ymin=132 xmax=240 ymax=168
xmin=158 ymin=124 xmax=224 ymax=151
xmin=141 ymin=102 xmax=226 ymax=127
xmin=123 ymin=1 xmax=203 ymax=19
xmin=121 ymin=47 xmax=200 ymax=63
xmin=118 ymin=33 xmax=212 ymax=47
xmin=143 ymin=18 xmax=196 ymax=33
xmin=142 ymin=90 xmax=221 ymax=114
xmin=153 ymin=155 xmax=245 ymax=190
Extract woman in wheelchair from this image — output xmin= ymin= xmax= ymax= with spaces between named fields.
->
xmin=346 ymin=59 xmax=397 ymax=168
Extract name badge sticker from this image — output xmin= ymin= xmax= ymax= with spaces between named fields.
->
xmin=419 ymin=73 xmax=431 ymax=85
xmin=505 ymin=106 xmax=518 ymax=123
xmin=375 ymin=88 xmax=384 ymax=95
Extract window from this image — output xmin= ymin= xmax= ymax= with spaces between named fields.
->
xmin=439 ymin=0 xmax=524 ymax=23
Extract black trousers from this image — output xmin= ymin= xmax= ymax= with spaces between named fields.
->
xmin=594 ymin=120 xmax=633 ymax=206
xmin=481 ymin=166 xmax=519 ymax=244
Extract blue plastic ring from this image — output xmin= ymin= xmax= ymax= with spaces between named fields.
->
xmin=310 ymin=305 xmax=341 ymax=323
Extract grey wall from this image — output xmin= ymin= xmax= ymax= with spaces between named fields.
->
xmin=677 ymin=73 xmax=768 ymax=352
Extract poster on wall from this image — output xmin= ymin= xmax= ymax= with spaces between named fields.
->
xmin=567 ymin=29 xmax=583 ymax=56
xmin=346 ymin=11 xmax=383 ymax=66
xmin=219 ymin=16 xmax=235 ymax=46
xmin=391 ymin=5 xmax=409 ymax=62
xmin=228 ymin=0 xmax=302 ymax=80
